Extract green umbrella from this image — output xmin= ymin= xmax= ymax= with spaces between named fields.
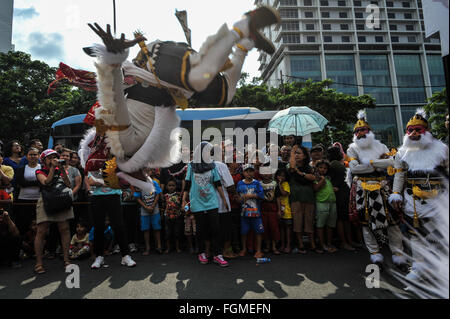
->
xmin=268 ymin=106 xmax=328 ymax=136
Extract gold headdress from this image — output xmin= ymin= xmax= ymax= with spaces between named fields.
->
xmin=353 ymin=110 xmax=371 ymax=132
xmin=406 ymin=108 xmax=428 ymax=128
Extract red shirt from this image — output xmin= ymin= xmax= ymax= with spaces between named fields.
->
xmin=36 ymin=167 xmax=64 ymax=180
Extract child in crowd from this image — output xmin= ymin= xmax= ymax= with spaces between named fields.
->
xmin=164 ymin=179 xmax=183 ymax=253
xmin=313 ymin=160 xmax=338 ymax=254
xmin=275 ymin=169 xmax=292 ymax=254
xmin=21 ymin=219 xmax=37 ymax=259
xmin=236 ymin=164 xmax=265 ymax=259
xmin=260 ymin=169 xmax=281 ymax=255
xmin=137 ymin=170 xmax=163 ymax=255
xmin=69 ymin=221 xmax=90 ymax=260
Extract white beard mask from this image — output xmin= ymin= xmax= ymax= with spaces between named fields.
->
xmin=402 ymin=130 xmax=434 ymax=150
xmin=399 ymin=130 xmax=448 ymax=173
xmin=353 ymin=130 xmax=376 ymax=149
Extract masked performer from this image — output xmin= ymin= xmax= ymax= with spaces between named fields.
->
xmin=79 ymin=6 xmax=280 ymax=192
xmin=347 ymin=110 xmax=407 ymax=270
xmin=389 ymin=109 xmax=449 ymax=281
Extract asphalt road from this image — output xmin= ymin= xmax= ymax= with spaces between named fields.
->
xmin=0 ymin=246 xmax=414 ymax=300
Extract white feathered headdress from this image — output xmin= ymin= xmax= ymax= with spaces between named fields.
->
xmin=353 ymin=109 xmax=371 ymax=132
xmin=406 ymin=107 xmax=428 ymax=128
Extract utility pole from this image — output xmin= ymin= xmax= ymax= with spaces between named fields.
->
xmin=113 ymin=0 xmax=117 ymax=35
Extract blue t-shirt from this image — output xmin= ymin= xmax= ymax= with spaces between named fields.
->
xmin=236 ymin=179 xmax=265 ymax=217
xmin=2 ymin=157 xmax=19 ymax=171
xmin=185 ymin=163 xmax=221 ymax=213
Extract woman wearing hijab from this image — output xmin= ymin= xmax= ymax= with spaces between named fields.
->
xmin=182 ymin=142 xmax=230 ymax=267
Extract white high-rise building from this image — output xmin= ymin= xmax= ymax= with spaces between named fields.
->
xmin=257 ymin=0 xmax=446 ymax=147
xmin=0 ymin=0 xmax=14 ymax=53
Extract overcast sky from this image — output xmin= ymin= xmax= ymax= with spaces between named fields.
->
xmin=12 ymin=0 xmax=261 ymax=79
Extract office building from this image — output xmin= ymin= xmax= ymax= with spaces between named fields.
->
xmin=257 ymin=0 xmax=446 ymax=147
xmin=0 ymin=0 xmax=14 ymax=53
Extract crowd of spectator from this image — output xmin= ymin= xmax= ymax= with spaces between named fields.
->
xmin=0 ymin=135 xmax=367 ymax=273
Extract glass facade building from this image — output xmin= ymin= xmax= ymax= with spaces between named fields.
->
xmin=394 ymin=54 xmax=426 ymax=104
xmin=257 ymin=0 xmax=446 ymax=148
xmin=366 ymin=106 xmax=399 ymax=146
xmin=290 ymin=55 xmax=322 ymax=81
xmin=426 ymin=54 xmax=446 ymax=92
xmin=360 ymin=55 xmax=393 ymax=105
xmin=325 ymin=55 xmax=358 ymax=96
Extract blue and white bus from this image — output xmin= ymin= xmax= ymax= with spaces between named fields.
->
xmin=47 ymin=107 xmax=296 ymax=150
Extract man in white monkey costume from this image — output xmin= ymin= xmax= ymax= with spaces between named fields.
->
xmin=389 ymin=109 xmax=449 ymax=282
xmin=346 ymin=110 xmax=407 ymax=271
xmin=79 ymin=6 xmax=280 ymax=192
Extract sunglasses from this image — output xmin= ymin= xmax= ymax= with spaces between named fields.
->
xmin=406 ymin=126 xmax=426 ymax=135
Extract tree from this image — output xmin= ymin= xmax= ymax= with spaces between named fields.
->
xmin=423 ymin=88 xmax=448 ymax=141
xmin=230 ymin=78 xmax=376 ymax=149
xmin=0 ymin=51 xmax=96 ymax=148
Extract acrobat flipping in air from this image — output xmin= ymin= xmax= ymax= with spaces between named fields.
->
xmin=78 ymin=6 xmax=280 ymax=192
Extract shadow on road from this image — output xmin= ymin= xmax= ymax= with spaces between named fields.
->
xmin=0 ymin=247 xmax=406 ymax=299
